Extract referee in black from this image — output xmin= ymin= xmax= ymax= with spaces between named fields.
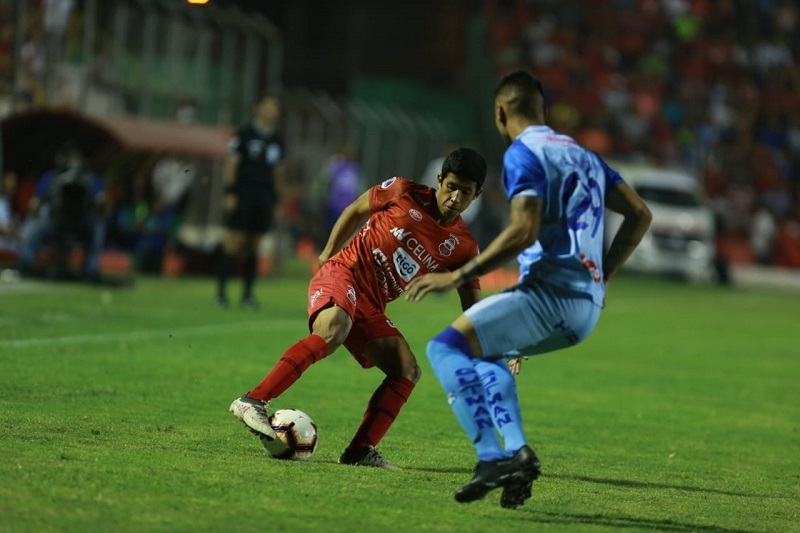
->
xmin=216 ymin=93 xmax=286 ymax=309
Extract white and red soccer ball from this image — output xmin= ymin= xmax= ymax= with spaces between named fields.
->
xmin=261 ymin=408 xmax=318 ymax=461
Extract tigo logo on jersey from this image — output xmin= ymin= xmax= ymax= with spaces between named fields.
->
xmin=380 ymin=177 xmax=397 ymax=189
xmin=393 ymin=248 xmax=420 ymax=282
xmin=408 ymin=209 xmax=423 ymax=221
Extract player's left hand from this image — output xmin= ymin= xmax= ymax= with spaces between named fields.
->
xmin=405 ymin=273 xmax=458 ymax=302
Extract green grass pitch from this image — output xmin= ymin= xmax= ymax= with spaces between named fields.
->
xmin=1 ymin=268 xmax=798 ymax=532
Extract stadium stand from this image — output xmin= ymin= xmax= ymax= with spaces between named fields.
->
xmin=483 ymin=0 xmax=800 ymax=268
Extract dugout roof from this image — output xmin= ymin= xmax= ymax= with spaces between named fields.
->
xmin=1 ymin=108 xmax=233 ymax=179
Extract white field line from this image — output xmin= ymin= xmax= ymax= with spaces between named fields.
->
xmin=0 ymin=320 xmax=304 ymax=349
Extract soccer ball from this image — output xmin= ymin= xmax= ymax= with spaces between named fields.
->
xmin=261 ymin=408 xmax=318 ymax=461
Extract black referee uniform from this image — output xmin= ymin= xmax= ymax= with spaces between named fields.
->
xmin=226 ymin=123 xmax=284 ymax=233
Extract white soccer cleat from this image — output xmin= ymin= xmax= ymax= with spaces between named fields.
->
xmin=229 ymin=395 xmax=277 ymax=441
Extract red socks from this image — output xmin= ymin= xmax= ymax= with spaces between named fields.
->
xmin=247 ymin=334 xmax=329 ymax=401
xmin=247 ymin=336 xmax=416 ymax=453
xmin=347 ymin=376 xmax=416 ymax=452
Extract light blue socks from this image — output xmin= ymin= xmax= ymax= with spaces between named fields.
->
xmin=427 ymin=327 xmax=526 ymax=461
xmin=472 ymin=358 xmax=527 ymax=455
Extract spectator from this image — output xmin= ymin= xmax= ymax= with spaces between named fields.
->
xmin=483 ymin=0 xmax=800 ymax=268
xmin=0 ymin=170 xmax=19 ymax=251
xmin=750 ymin=201 xmax=778 ymax=266
xmin=18 ymin=142 xmax=106 ymax=280
xmin=322 ymin=143 xmax=362 ymax=235
xmin=108 ymin=174 xmax=176 ymax=273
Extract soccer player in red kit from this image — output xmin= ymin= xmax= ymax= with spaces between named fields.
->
xmin=230 ymin=147 xmax=486 ymax=468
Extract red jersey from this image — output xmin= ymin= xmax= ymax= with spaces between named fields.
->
xmin=330 ymin=177 xmax=480 ymax=310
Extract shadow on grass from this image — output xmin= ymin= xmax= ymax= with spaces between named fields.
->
xmin=550 ymin=472 xmax=766 ymax=498
xmin=512 ymin=510 xmax=756 ymax=533
xmin=396 ymin=468 xmax=768 ymax=497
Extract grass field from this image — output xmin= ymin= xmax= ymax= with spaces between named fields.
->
xmin=1 ymin=267 xmax=798 ymax=533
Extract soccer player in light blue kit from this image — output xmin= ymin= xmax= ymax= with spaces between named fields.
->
xmin=406 ymin=70 xmax=652 ymax=508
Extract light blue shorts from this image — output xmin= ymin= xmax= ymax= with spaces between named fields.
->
xmin=464 ymin=282 xmax=602 ymax=359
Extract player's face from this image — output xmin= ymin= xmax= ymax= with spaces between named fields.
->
xmin=436 ymin=173 xmax=481 ymax=223
xmin=255 ymin=97 xmax=281 ymax=125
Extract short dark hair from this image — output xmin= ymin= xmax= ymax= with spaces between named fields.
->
xmin=441 ymin=147 xmax=487 ymax=188
xmin=495 ymin=70 xmax=545 ymax=119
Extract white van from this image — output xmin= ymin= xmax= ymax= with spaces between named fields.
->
xmin=605 ymin=162 xmax=716 ymax=282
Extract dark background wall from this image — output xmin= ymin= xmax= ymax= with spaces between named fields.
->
xmin=217 ymin=0 xmax=473 ymax=94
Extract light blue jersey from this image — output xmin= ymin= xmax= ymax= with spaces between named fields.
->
xmin=502 ymin=125 xmax=624 ymax=306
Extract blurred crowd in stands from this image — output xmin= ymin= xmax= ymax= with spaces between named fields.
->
xmin=0 ymin=0 xmax=80 ymax=113
xmin=485 ymin=0 xmax=800 ymax=267
xmin=2 ymin=0 xmax=800 ymax=281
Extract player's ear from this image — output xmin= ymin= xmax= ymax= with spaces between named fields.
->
xmin=436 ymin=174 xmax=443 ymax=188
xmin=495 ymin=103 xmax=507 ymax=127
xmin=473 ymin=187 xmax=483 ymax=199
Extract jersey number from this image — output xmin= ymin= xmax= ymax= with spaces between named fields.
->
xmin=561 ymin=172 xmax=603 ymax=254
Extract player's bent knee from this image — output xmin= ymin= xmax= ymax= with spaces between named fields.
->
xmin=405 ymin=363 xmax=421 ymax=384
xmin=314 ymin=329 xmax=347 ymax=352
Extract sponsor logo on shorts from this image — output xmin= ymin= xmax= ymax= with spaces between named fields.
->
xmin=380 ymin=177 xmax=397 ymax=189
xmin=386 ymin=319 xmax=397 ymax=329
xmin=409 ymin=209 xmax=423 ymax=221
xmin=393 ymin=247 xmax=420 ymax=282
xmin=372 ymin=248 xmax=404 ymax=297
xmin=554 ymin=320 xmax=580 ymax=345
xmin=310 ymin=288 xmax=324 ymax=307
xmin=346 ymin=285 xmax=357 ymax=304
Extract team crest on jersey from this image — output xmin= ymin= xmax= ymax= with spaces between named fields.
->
xmin=408 ymin=209 xmax=423 ymax=221
xmin=380 ymin=177 xmax=397 ymax=189
xmin=438 ymin=236 xmax=458 ymax=257
xmin=346 ymin=285 xmax=357 ymax=304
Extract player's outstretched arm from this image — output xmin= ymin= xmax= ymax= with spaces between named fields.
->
xmin=318 ymin=190 xmax=372 ymax=265
xmin=603 ymin=182 xmax=652 ymax=286
xmin=406 ymin=196 xmax=542 ymax=302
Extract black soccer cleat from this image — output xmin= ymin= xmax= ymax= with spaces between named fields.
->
xmin=454 ymin=445 xmax=539 ymax=504
xmin=338 ymin=446 xmax=400 ymax=470
xmin=499 ymin=446 xmax=541 ymax=509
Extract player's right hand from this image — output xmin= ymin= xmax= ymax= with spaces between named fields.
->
xmin=405 ymin=272 xmax=458 ymax=302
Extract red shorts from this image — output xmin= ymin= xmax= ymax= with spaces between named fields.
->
xmin=307 ymin=261 xmax=402 ymax=367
